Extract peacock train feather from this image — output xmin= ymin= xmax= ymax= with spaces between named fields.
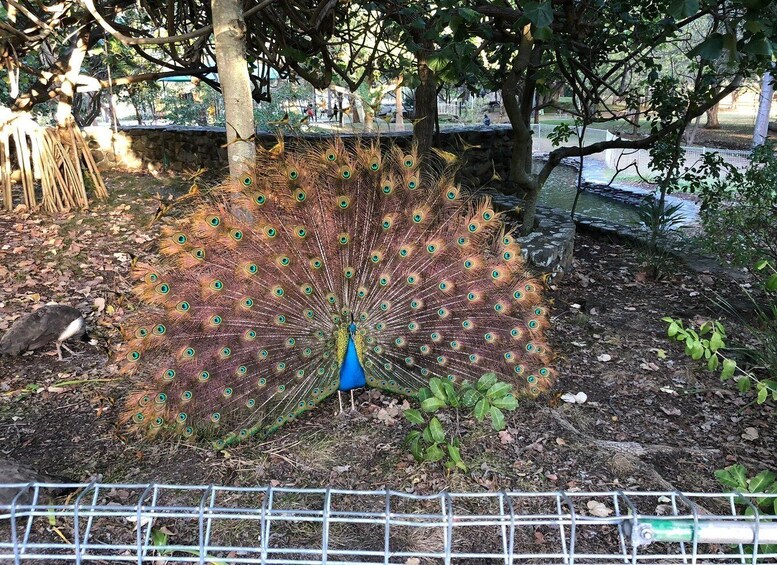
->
xmin=119 ymin=139 xmax=553 ymax=447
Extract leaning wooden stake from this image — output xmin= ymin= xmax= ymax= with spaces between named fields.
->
xmin=0 ymin=108 xmax=108 ymax=213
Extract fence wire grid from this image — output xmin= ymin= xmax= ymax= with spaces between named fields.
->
xmin=2 ymin=484 xmax=776 ymax=565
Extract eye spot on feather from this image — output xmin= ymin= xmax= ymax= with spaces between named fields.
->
xmin=310 ymin=257 xmax=323 ymax=269
xmin=340 ymin=166 xmax=352 ymax=179
xmin=163 ymin=369 xmax=176 ymax=380
xmin=462 ymin=319 xmax=473 ymax=329
xmin=275 ymin=314 xmax=287 ymax=325
xmin=237 ymin=366 xmax=247 ymax=375
xmin=223 ymin=387 xmax=233 ymax=398
xmin=174 ymin=233 xmax=187 ymax=245
xmin=176 ymin=301 xmax=190 ymax=312
xmin=229 ymin=229 xmax=243 ymax=241
xmin=192 ymin=248 xmax=205 ymax=260
xmin=198 ymin=371 xmax=209 ymax=382
xmin=379 ymin=275 xmax=390 ymax=287
xmin=135 ymin=327 xmax=148 ymax=338
xmin=482 ymin=209 xmax=494 ymax=221
xmin=264 ymin=226 xmax=277 ymax=238
xmin=438 ymin=307 xmax=450 ymax=318
xmin=287 ymin=167 xmax=299 ymax=180
xmin=295 ymin=226 xmax=307 ymax=238
xmin=144 ymin=273 xmax=159 ymax=284
xmin=242 ymin=297 xmax=254 ymax=309
xmin=403 ymin=155 xmax=414 ymax=168
xmin=210 ymin=280 xmax=224 ymax=291
xmin=294 ymin=188 xmax=307 ymax=202
xmin=254 ymin=193 xmax=266 ymax=205
xmin=338 ymin=233 xmax=350 ymax=245
xmin=408 ymin=321 xmax=418 ymax=331
xmin=127 ymin=351 xmax=141 ymax=361
xmin=337 ymin=195 xmax=351 ymax=209
xmin=244 ymin=329 xmax=257 ymax=340
xmin=407 ymin=177 xmax=418 ymax=190
xmin=344 ymin=267 xmax=355 ymax=279
xmin=156 ymin=283 xmax=170 ymax=295
xmin=210 ymin=315 xmax=222 ymax=326
xmin=272 ymin=285 xmax=285 ymax=298
xmin=381 ymin=181 xmax=393 ymax=195
xmin=484 ymin=333 xmax=496 ymax=344
xmin=410 ymin=299 xmax=423 ymax=310
xmin=207 ymin=215 xmax=221 ymax=227
xmin=241 ymin=175 xmax=253 ymax=187
xmin=244 ymin=263 xmax=258 ymax=275
xmin=457 ymin=236 xmax=468 ymax=247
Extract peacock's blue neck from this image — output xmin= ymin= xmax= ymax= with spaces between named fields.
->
xmin=339 ymin=324 xmax=366 ymax=391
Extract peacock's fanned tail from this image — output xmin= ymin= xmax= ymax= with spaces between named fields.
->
xmin=119 ymin=139 xmax=553 ymax=446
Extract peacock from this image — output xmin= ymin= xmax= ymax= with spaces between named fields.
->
xmin=119 ymin=139 xmax=553 ymax=447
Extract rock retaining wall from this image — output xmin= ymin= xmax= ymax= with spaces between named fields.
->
xmin=83 ymin=125 xmax=515 ymax=187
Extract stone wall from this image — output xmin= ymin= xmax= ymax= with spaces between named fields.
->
xmin=83 ymin=125 xmax=515 ymax=187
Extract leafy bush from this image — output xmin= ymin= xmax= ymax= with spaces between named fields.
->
xmin=715 ymin=464 xmax=777 ymax=555
xmin=403 ymin=373 xmax=519 ymax=471
xmin=687 ymin=143 xmax=777 ymax=269
xmin=663 ymin=260 xmax=777 ymax=405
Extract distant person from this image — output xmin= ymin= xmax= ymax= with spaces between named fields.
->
xmin=483 ymin=113 xmax=491 ymax=126
xmin=330 ymin=103 xmax=339 ymax=122
xmin=306 ymin=104 xmax=315 ymax=122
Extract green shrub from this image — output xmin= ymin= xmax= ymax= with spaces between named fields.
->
xmin=403 ymin=373 xmax=519 ymax=471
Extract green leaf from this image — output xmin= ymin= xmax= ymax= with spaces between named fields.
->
xmin=404 ymin=409 xmax=425 ymax=425
xmin=492 ymin=394 xmax=519 ymax=411
xmin=489 ymin=406 xmax=506 ymax=431
xmin=406 ymin=430 xmax=421 ymax=443
xmin=755 ymin=259 xmax=769 ymax=271
xmin=424 ymin=444 xmax=445 ymax=462
xmin=687 ymin=33 xmax=725 ymax=60
xmin=738 ymin=377 xmax=751 ymax=393
xmin=151 ymin=528 xmax=168 ymax=547
xmin=709 ymin=332 xmax=724 ymax=352
xmin=742 ymin=36 xmax=773 ymax=57
xmin=690 ymin=341 xmax=705 ymax=361
xmin=486 ymin=382 xmax=513 ymax=400
xmin=766 ymin=273 xmax=777 ymax=291
xmin=477 ymin=372 xmax=497 ymax=392
xmin=707 ymin=355 xmax=719 ymax=372
xmin=668 ymin=0 xmax=699 ymax=19
xmin=421 ymin=397 xmax=447 ymax=412
xmin=461 ymin=388 xmax=480 ymax=407
xmin=474 ymin=398 xmax=489 ymax=421
xmin=447 ymin=443 xmax=464 ymax=465
xmin=429 ymin=378 xmax=446 ymax=401
xmin=748 ymin=470 xmax=776 ymax=493
xmin=667 ymin=321 xmax=680 ymax=337
xmin=458 ymin=7 xmax=480 ymax=22
xmin=442 ymin=381 xmax=459 ymax=407
xmin=417 ymin=387 xmax=432 ymax=402
xmin=429 ymin=417 xmax=446 ymax=444
xmin=721 ymin=358 xmax=736 ymax=380
xmin=715 ymin=464 xmax=748 ymax=489
xmin=523 ymin=1 xmax=554 ymax=29
xmin=757 ymin=386 xmax=768 ymax=404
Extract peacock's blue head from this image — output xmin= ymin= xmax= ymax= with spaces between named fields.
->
xmin=348 ymin=321 xmax=357 ymax=335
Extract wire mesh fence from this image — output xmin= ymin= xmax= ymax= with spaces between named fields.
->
xmin=2 ymin=483 xmax=776 ymax=564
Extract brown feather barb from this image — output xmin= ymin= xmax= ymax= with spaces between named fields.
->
xmin=120 ymin=140 xmax=553 ymax=447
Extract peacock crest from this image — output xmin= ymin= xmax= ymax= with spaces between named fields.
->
xmin=119 ymin=139 xmax=553 ymax=447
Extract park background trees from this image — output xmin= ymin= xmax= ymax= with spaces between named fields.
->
xmin=1 ymin=0 xmax=776 ymax=222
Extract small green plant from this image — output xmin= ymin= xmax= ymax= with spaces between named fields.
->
xmin=403 ymin=373 xmax=519 ymax=471
xmin=715 ymin=464 xmax=777 ymax=554
xmin=662 ymin=316 xmax=777 ymax=405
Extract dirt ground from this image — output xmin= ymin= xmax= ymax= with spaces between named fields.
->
xmin=0 ymin=172 xmax=774 ymax=558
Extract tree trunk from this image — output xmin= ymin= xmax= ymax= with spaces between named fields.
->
xmin=414 ymin=46 xmax=437 ymax=158
xmin=56 ymin=30 xmax=89 ymax=128
xmin=704 ymin=102 xmax=721 ymax=129
xmin=501 ymin=28 xmax=542 ymax=235
xmin=212 ymin=0 xmax=255 ymax=178
xmin=753 ymin=71 xmax=773 ymax=147
xmin=395 ymin=83 xmax=404 ymax=128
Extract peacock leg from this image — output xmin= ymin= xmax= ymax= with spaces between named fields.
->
xmin=350 ymin=389 xmax=356 ymax=412
xmin=337 ymin=391 xmax=344 ymax=415
xmin=59 ymin=342 xmax=78 ymax=359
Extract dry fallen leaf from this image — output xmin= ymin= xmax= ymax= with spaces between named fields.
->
xmin=742 ymin=427 xmax=759 ymax=441
xmin=587 ymin=500 xmax=613 ymax=517
xmin=597 ymin=353 xmax=612 ymax=362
